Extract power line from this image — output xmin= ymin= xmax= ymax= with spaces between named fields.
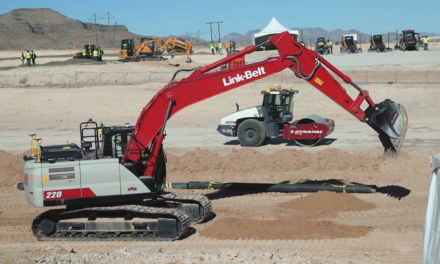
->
xmin=89 ymin=12 xmax=116 ymax=47
xmin=206 ymin=21 xmax=223 ymax=43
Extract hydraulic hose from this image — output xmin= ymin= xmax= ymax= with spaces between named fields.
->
xmin=164 ymin=181 xmax=376 ymax=193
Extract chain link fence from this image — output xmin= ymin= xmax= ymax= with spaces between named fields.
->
xmin=1 ymin=69 xmax=439 ymax=88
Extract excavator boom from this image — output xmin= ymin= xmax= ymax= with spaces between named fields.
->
xmin=123 ymin=31 xmax=408 ymax=175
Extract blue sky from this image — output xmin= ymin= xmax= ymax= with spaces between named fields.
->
xmin=1 ymin=0 xmax=439 ymax=38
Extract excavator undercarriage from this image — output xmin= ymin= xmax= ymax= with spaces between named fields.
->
xmin=32 ymin=193 xmax=211 ymax=241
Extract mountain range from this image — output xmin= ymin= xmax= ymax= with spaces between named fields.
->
xmin=0 ymin=8 xmax=437 ymax=50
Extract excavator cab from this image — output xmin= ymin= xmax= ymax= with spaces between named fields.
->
xmin=119 ymin=39 xmax=135 ymax=59
xmin=79 ymin=119 xmax=136 ymax=160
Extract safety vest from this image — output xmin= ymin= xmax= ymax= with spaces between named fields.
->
xmin=225 ymin=43 xmax=229 ymax=49
xmin=31 ymin=52 xmax=36 ymax=59
xmin=20 ymin=54 xmax=24 ymax=60
xmin=26 ymin=52 xmax=31 ymax=59
xmin=93 ymin=50 xmax=98 ymax=57
xmin=83 ymin=49 xmax=87 ymax=56
xmin=218 ymin=42 xmax=222 ymax=48
xmin=328 ymin=41 xmax=333 ymax=46
xmin=210 ymin=43 xmax=214 ymax=49
xmin=424 ymin=38 xmax=428 ymax=44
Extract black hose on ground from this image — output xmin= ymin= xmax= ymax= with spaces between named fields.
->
xmin=164 ymin=181 xmax=376 ymax=193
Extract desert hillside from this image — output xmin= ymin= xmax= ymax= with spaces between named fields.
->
xmin=0 ymin=8 xmax=140 ymax=50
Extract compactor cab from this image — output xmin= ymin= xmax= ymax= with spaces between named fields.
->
xmin=262 ymin=87 xmax=295 ymax=123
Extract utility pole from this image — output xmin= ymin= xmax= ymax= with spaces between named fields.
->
xmin=89 ymin=14 xmax=99 ymax=47
xmin=101 ymin=12 xmax=116 ymax=46
xmin=206 ymin=21 xmax=223 ymax=43
xmin=94 ymin=14 xmax=98 ymax=47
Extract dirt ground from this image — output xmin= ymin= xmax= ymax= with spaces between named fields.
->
xmin=0 ymin=44 xmax=439 ymax=263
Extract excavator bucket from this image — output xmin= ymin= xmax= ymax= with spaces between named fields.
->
xmin=365 ymin=99 xmax=408 ymax=158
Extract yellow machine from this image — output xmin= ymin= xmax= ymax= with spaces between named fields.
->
xmin=118 ymin=36 xmax=193 ymax=62
xmin=73 ymin=42 xmax=102 ymax=60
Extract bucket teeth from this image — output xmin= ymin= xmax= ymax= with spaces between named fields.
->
xmin=365 ymin=100 xmax=408 ymax=159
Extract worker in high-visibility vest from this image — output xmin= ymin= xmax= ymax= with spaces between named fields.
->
xmin=218 ymin=42 xmax=223 ymax=55
xmin=93 ymin=49 xmax=98 ymax=61
xmin=327 ymin=40 xmax=333 ymax=54
xmin=82 ymin=48 xmax=87 ymax=58
xmin=225 ymin=42 xmax=229 ymax=54
xmin=424 ymin=36 xmax=429 ymax=50
xmin=25 ymin=50 xmax=31 ymax=66
xmin=210 ymin=42 xmax=215 ymax=55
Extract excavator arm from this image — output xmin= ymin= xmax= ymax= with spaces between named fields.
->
xmin=123 ymin=31 xmax=407 ymax=177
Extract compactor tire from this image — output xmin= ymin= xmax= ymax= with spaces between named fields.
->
xmin=237 ymin=119 xmax=266 ymax=147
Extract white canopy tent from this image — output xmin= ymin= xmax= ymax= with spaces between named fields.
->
xmin=253 ymin=17 xmax=299 ymax=50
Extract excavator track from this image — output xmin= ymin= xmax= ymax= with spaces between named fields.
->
xmin=31 ymin=204 xmax=190 ymax=241
xmin=158 ymin=192 xmax=212 ymax=224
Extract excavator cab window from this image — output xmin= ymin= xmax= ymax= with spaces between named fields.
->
xmin=112 ymin=134 xmax=130 ymax=158
xmin=100 ymin=126 xmax=134 ymax=158
xmin=121 ymin=40 xmax=134 ymax=56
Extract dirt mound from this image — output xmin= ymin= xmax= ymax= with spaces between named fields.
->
xmin=200 ymin=191 xmax=374 ymax=240
xmin=0 ymin=150 xmax=28 ymax=187
xmin=278 ymin=191 xmax=376 ymax=219
xmin=166 ymin=147 xmax=424 ymax=184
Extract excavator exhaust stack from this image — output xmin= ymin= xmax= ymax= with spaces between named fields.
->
xmin=365 ymin=99 xmax=408 ymax=158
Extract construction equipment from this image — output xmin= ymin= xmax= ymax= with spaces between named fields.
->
xmin=22 ymin=31 xmax=408 ymax=242
xmin=218 ymin=86 xmax=335 ymax=147
xmin=160 ymin=37 xmax=193 ymax=56
xmin=368 ymin=34 xmax=393 ymax=52
xmin=221 ymin=50 xmax=245 ymax=69
xmin=340 ymin=34 xmax=362 ymax=54
xmin=73 ymin=43 xmax=103 ymax=61
xmin=394 ymin=30 xmax=420 ymax=51
xmin=315 ymin=37 xmax=330 ymax=55
xmin=118 ymin=38 xmax=166 ymax=62
xmin=137 ymin=37 xmax=166 ymax=57
xmin=24 ymin=120 xmax=210 ymax=241
xmin=119 ymin=36 xmax=193 ymax=62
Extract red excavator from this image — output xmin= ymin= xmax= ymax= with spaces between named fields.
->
xmin=23 ymin=31 xmax=408 ymax=241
